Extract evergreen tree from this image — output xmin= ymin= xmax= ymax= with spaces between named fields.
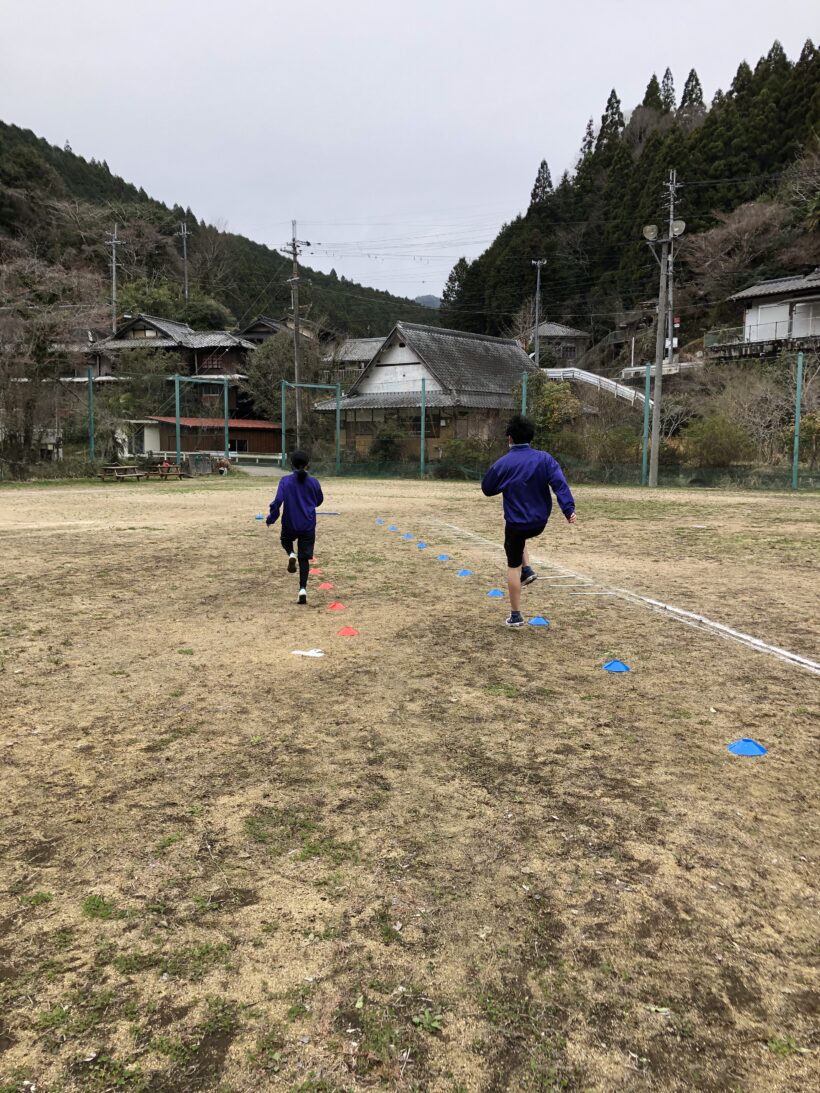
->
xmin=441 ymin=258 xmax=469 ymax=311
xmin=642 ymin=74 xmax=663 ymax=110
xmin=64 ymin=140 xmax=72 ymax=153
xmin=660 ymin=67 xmax=676 ymax=113
xmin=730 ymin=60 xmax=754 ymax=100
xmin=580 ymin=118 xmax=595 ymax=159
xmin=679 ymin=68 xmax=706 ymax=129
xmin=680 ymin=68 xmax=704 ymax=109
xmin=595 ymin=90 xmax=625 ymax=154
xmin=529 ymin=159 xmax=553 ymax=208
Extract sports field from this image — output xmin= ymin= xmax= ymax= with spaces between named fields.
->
xmin=1 ymin=477 xmax=818 ymax=1092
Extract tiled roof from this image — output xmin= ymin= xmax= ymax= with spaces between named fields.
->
xmin=536 ymin=320 xmax=590 ymax=339
xmin=143 ymin=315 xmax=196 ymax=338
xmin=94 ymin=315 xmax=254 ymax=353
xmin=149 ymin=416 xmax=280 ymax=430
xmin=324 ymin=337 xmax=385 ymax=363
xmin=184 ymin=332 xmax=255 ymax=350
xmin=237 ymin=316 xmax=290 ymax=335
xmin=315 ymin=390 xmax=518 ymax=412
xmin=91 ymin=338 xmax=180 ymax=350
xmin=729 ymin=269 xmax=820 ymax=301
xmin=347 ymin=322 xmax=535 ymax=402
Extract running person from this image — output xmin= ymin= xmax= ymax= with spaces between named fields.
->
xmin=481 ymin=415 xmax=577 ymax=628
xmin=266 ymin=450 xmax=324 ymax=605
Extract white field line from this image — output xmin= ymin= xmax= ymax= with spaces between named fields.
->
xmin=429 ymin=519 xmax=820 ymax=677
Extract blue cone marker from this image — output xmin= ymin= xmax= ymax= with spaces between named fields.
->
xmin=728 ymin=738 xmax=767 ymax=757
xmin=603 ymin=659 xmax=630 ymax=672
xmin=529 ymin=616 xmax=550 ymax=627
xmin=487 ymin=589 xmax=504 ymax=598
xmin=417 ymin=542 xmax=427 ymax=549
xmin=375 ymin=518 xmax=385 ymax=524
xmin=437 ymin=554 xmax=449 ymax=561
xmin=402 ymin=533 xmax=414 ymax=539
xmin=255 ymin=515 xmax=264 ymax=520
xmin=388 ymin=525 xmax=398 ymax=531
xmin=457 ymin=568 xmax=472 ymax=577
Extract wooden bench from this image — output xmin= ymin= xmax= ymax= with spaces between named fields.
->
xmin=145 ymin=464 xmax=185 ymax=480
xmin=98 ymin=465 xmax=146 ymax=482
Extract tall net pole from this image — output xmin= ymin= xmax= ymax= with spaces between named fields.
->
xmin=792 ymin=350 xmax=804 ymax=490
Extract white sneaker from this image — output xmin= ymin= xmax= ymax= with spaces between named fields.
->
xmin=297 ymin=588 xmax=307 ymax=605
xmin=287 ymin=553 xmax=297 ymax=574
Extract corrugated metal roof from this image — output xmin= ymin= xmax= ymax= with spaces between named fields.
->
xmin=149 ymin=416 xmax=280 ymax=430
xmin=729 ymin=269 xmax=820 ymax=301
xmin=536 ymin=320 xmax=590 ymax=338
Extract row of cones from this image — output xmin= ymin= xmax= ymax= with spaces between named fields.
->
xmin=309 ymin=560 xmax=359 ymax=636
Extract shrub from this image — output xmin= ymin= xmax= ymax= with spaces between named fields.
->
xmin=683 ymin=414 xmax=751 ymax=468
xmin=369 ymin=422 xmax=405 ymax=462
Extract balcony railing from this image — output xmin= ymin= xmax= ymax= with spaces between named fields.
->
xmin=705 ymin=318 xmax=820 ymax=348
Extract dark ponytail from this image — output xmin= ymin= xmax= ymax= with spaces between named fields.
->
xmin=290 ymin=449 xmax=309 ymax=483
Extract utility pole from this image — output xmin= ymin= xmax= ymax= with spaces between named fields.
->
xmin=106 ymin=223 xmax=123 ymax=334
xmin=285 ymin=220 xmax=311 ymax=447
xmin=178 ymin=220 xmax=190 ymax=306
xmin=666 ymin=168 xmax=678 ymax=376
xmin=531 ymin=259 xmax=546 ymax=366
xmin=648 ymin=238 xmax=669 ymax=487
xmin=643 ymin=169 xmax=684 ymax=488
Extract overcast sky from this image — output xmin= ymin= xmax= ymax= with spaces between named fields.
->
xmin=2 ymin=0 xmax=816 ymax=301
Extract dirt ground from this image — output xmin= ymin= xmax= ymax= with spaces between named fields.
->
xmin=0 ymin=477 xmax=818 ymax=1092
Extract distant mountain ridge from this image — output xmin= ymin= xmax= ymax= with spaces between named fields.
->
xmin=0 ymin=120 xmax=435 ymax=336
xmin=414 ymin=294 xmax=441 ymax=309
xmin=439 ymin=39 xmax=820 ymax=343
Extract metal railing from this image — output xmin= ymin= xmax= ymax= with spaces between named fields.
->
xmin=705 ymin=319 xmax=820 ymax=348
xmin=543 ymin=367 xmax=652 ymax=409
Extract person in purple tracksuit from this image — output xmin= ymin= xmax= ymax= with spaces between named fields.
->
xmin=481 ymin=415 xmax=577 ymax=628
xmin=266 ymin=450 xmax=324 ymax=605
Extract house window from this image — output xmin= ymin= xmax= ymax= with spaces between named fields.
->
xmin=562 ymin=343 xmax=576 ymax=360
xmin=407 ymin=416 xmax=440 ymax=438
xmin=230 ymin=438 xmax=249 ymax=453
xmin=792 ymin=299 xmax=820 ymax=339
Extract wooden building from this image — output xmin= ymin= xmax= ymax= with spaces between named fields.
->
xmin=140 ymin=416 xmax=283 ymax=455
xmin=705 ymin=269 xmax=820 ymax=359
xmin=87 ymin=314 xmax=255 ymax=376
xmin=315 ymin=322 xmax=538 ymax=458
xmin=533 ymin=321 xmax=592 ymax=362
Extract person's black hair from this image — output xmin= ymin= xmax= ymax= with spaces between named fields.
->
xmin=505 ymin=415 xmax=535 ymax=444
xmin=290 ymin=449 xmax=310 ymax=482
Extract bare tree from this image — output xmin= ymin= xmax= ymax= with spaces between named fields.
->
xmin=680 ymin=201 xmax=787 ymax=300
xmin=0 ymin=257 xmax=106 ymax=475
xmin=505 ymin=297 xmax=537 ymax=351
xmin=190 ymin=220 xmax=233 ymax=296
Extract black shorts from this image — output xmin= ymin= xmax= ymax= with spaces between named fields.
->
xmin=504 ymin=522 xmax=546 ymax=568
xmin=281 ymin=530 xmax=315 ymax=559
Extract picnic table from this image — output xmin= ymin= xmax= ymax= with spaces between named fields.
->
xmin=98 ymin=464 xmax=146 ymax=482
xmin=146 ymin=463 xmax=185 ymax=480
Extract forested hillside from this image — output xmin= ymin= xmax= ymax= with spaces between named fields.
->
xmin=0 ymin=121 xmax=432 ymax=335
xmin=440 ymin=40 xmax=820 ymax=345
